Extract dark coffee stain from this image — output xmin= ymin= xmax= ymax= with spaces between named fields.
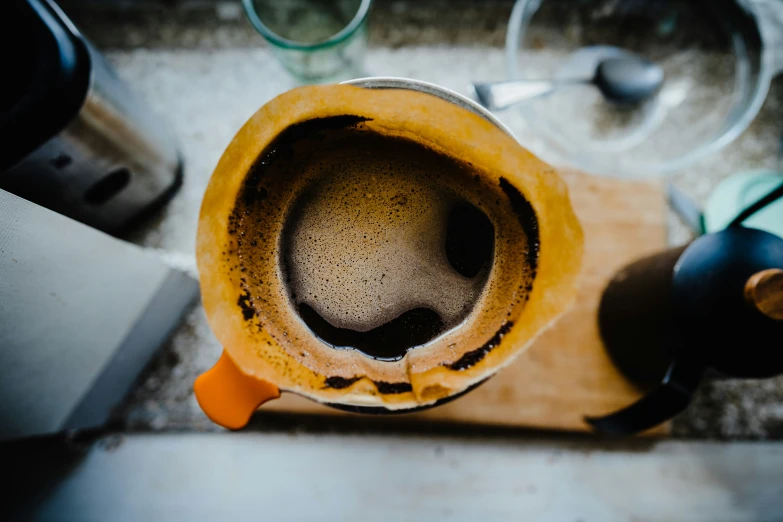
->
xmin=499 ymin=177 xmax=539 ymax=275
xmin=237 ymin=289 xmax=255 ymax=321
xmin=324 ymin=376 xmax=411 ymax=395
xmin=324 ymin=376 xmax=360 ymax=389
xmin=325 ymin=379 xmax=487 ymax=414
xmin=445 ymin=203 xmax=495 ymax=278
xmin=232 ymin=115 xmax=372 ymax=323
xmin=448 ymin=321 xmax=514 ymax=371
xmin=298 ymin=303 xmax=445 ymax=361
xmin=373 ymin=381 xmax=413 ymax=394
xmin=239 ymin=115 xmax=371 ymax=209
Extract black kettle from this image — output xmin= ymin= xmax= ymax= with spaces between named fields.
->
xmin=588 ymin=185 xmax=783 ymax=435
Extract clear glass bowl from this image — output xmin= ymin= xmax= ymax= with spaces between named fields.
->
xmin=505 ymin=0 xmax=779 ymax=177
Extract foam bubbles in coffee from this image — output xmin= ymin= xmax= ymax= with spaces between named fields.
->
xmin=282 ymin=130 xmax=497 ymax=360
xmin=230 ymin=116 xmax=538 ymax=369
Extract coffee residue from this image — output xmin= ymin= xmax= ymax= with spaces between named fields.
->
xmin=228 ymin=114 xmax=540 ymax=383
xmin=499 ymin=177 xmax=540 ymax=276
xmin=237 ymin=289 xmax=255 ymax=321
xmin=373 ymin=381 xmax=414 ymax=394
xmin=324 ymin=376 xmax=414 ymax=395
xmin=445 ymin=203 xmax=495 ymax=278
xmin=299 ymin=303 xmax=445 ymax=361
xmin=324 ymin=376 xmax=360 ymax=389
xmin=280 ymin=131 xmax=497 ymax=361
xmin=240 ymin=115 xmax=372 ymax=209
xmin=448 ymin=321 xmax=514 ymax=371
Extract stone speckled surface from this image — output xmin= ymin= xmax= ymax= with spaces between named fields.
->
xmin=63 ymin=2 xmax=783 ymax=439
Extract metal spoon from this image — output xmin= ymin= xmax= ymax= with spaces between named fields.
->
xmin=472 ymin=55 xmax=664 ymax=111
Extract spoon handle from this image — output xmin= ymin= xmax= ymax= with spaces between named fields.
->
xmin=471 ymin=79 xmax=588 ymax=111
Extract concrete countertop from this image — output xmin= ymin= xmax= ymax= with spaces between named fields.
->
xmin=63 ymin=0 xmax=783 ymax=439
xmin=8 ymin=433 xmax=783 ymax=521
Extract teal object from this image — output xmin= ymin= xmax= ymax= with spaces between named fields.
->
xmin=703 ymin=171 xmax=783 ymax=238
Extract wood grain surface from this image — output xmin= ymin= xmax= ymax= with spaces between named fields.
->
xmin=745 ymin=268 xmax=783 ymax=321
xmin=264 ymin=170 xmax=668 ymax=433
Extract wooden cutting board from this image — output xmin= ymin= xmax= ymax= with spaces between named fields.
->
xmin=264 ymin=170 xmax=668 ymax=433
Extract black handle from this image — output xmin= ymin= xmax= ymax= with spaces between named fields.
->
xmin=585 ymin=358 xmax=703 ymax=435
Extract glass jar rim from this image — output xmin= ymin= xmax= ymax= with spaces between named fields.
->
xmin=242 ymin=0 xmax=373 ymax=51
